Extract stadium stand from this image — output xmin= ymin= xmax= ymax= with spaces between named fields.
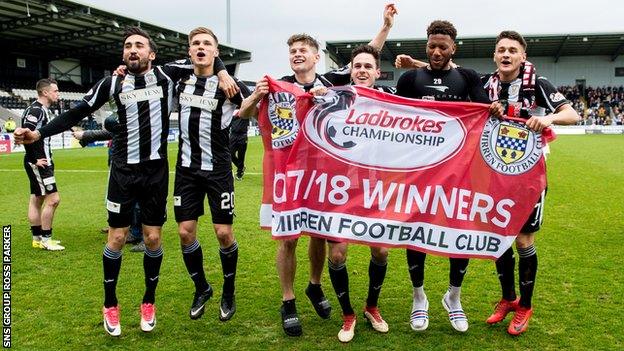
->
xmin=0 ymin=0 xmax=251 ymax=126
xmin=0 ymin=83 xmax=86 ymax=121
xmin=558 ymin=85 xmax=624 ymax=125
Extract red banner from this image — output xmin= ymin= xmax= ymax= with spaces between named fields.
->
xmin=259 ymin=77 xmax=547 ymax=259
xmin=0 ymin=134 xmax=11 ymax=154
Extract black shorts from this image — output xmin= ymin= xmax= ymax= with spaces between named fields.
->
xmin=229 ymin=134 xmax=247 ymax=146
xmin=24 ymin=159 xmax=57 ymax=196
xmin=106 ymin=160 xmax=168 ymax=228
xmin=173 ymin=165 xmax=234 ymax=224
xmin=520 ymin=188 xmax=547 ymax=234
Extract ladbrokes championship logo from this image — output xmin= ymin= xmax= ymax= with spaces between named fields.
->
xmin=268 ymin=92 xmax=298 ymax=149
xmin=480 ymin=117 xmax=542 ymax=175
xmin=303 ymin=88 xmax=466 ymax=171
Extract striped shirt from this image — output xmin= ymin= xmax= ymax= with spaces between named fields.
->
xmin=280 ymin=65 xmax=352 ymax=92
xmin=21 ymin=101 xmax=52 ymax=164
xmin=83 ymin=61 xmax=193 ymax=164
xmin=176 ymin=74 xmax=250 ymax=171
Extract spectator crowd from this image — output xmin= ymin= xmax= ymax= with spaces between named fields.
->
xmin=558 ymin=85 xmax=624 ymax=126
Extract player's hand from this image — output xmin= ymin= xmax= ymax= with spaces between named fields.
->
xmin=525 ymin=115 xmax=553 ymax=132
xmin=489 ymin=102 xmax=505 ymax=119
xmin=113 ymin=65 xmax=127 ymax=76
xmin=13 ymin=128 xmax=39 ymax=145
xmin=383 ymin=3 xmax=398 ymax=29
xmin=449 ymin=59 xmax=459 ymax=68
xmin=217 ymin=70 xmax=240 ymax=99
xmin=395 ymin=54 xmax=415 ymax=69
xmin=35 ymin=158 xmax=48 ymax=168
xmin=309 ymin=86 xmax=328 ymax=96
xmin=72 ymin=130 xmax=84 ymax=140
xmin=253 ymin=78 xmax=269 ymax=99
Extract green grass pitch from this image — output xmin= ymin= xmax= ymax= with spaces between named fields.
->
xmin=0 ymin=135 xmax=622 ymax=350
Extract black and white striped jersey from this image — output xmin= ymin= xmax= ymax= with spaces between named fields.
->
xmin=280 ymin=65 xmax=352 ymax=92
xmin=481 ymin=74 xmax=569 ymax=117
xmin=21 ymin=101 xmax=52 ymax=164
xmin=82 ymin=61 xmax=193 ymax=165
xmin=371 ymin=85 xmax=396 ymax=94
xmin=176 ymin=74 xmax=251 ymax=171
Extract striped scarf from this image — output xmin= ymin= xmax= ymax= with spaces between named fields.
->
xmin=486 ymin=61 xmax=537 ymax=114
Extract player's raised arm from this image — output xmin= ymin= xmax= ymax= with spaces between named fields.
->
xmin=319 ymin=2 xmax=398 ymax=85
xmin=368 ymin=4 xmax=398 ymax=51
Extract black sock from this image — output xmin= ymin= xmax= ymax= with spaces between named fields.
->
xmin=406 ymin=250 xmax=426 ymax=287
xmin=282 ymin=298 xmax=297 ymax=315
xmin=219 ymin=241 xmax=238 ymax=299
xmin=328 ymin=259 xmax=353 ymax=315
xmin=40 ymin=228 xmax=52 ymax=239
xmin=182 ymin=240 xmax=209 ymax=293
xmin=495 ymin=247 xmax=517 ymax=301
xmin=306 ymin=282 xmax=323 ymax=298
xmin=366 ymin=257 xmax=387 ymax=307
xmin=30 ymin=225 xmax=41 ymax=238
xmin=143 ymin=246 xmax=163 ymax=304
xmin=518 ymin=245 xmax=537 ymax=308
xmin=449 ymin=258 xmax=469 ymax=287
xmin=102 ymin=246 xmax=122 ymax=308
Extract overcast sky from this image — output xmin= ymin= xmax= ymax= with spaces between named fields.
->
xmin=75 ymin=0 xmax=624 ymax=81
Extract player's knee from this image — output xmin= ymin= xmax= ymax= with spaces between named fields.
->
xmin=178 ymin=226 xmax=196 ymax=245
xmin=215 ymin=228 xmax=234 ymax=247
xmin=178 ymin=232 xmax=196 ymax=246
xmin=108 ymin=230 xmax=127 ymax=249
xmin=46 ymin=194 xmax=60 ymax=208
xmin=371 ymin=247 xmax=389 ymax=264
xmin=515 ymin=233 xmax=535 ymax=249
xmin=329 ymin=249 xmax=346 ymax=265
xmin=31 ymin=195 xmax=44 ymax=207
xmin=143 ymin=232 xmax=161 ymax=247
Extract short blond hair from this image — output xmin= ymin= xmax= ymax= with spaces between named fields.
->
xmin=287 ymin=33 xmax=320 ymax=52
xmin=188 ymin=27 xmax=218 ymax=46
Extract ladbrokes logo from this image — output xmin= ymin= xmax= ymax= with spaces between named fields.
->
xmin=480 ymin=117 xmax=542 ymax=175
xmin=303 ymin=89 xmax=466 ymax=171
xmin=268 ymin=92 xmax=299 ymax=149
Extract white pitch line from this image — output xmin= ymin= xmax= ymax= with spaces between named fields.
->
xmin=0 ymin=168 xmax=261 ymax=175
xmin=0 ymin=169 xmax=108 ymax=173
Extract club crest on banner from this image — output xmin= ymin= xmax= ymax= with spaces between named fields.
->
xmin=268 ymin=91 xmax=298 ymax=148
xmin=480 ymin=117 xmax=542 ymax=175
xmin=496 ymin=123 xmax=527 ymax=163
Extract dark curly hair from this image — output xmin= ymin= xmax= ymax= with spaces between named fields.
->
xmin=426 ymin=20 xmax=457 ymax=41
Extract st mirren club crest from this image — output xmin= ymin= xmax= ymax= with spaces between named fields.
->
xmin=496 ymin=123 xmax=528 ymax=164
xmin=509 ymin=84 xmax=520 ymax=98
xmin=268 ymin=91 xmax=299 ymax=149
xmin=145 ymin=74 xmax=156 ymax=85
xmin=480 ymin=117 xmax=542 ymax=175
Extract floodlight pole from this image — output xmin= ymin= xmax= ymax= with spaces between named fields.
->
xmin=226 ymin=0 xmax=231 ymax=44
